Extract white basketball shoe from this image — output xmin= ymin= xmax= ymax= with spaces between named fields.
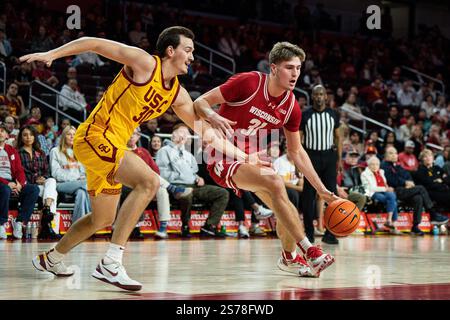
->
xmin=304 ymin=245 xmax=335 ymax=276
xmin=92 ymin=259 xmax=142 ymax=291
xmin=277 ymin=251 xmax=317 ymax=277
xmin=32 ymin=249 xmax=74 ymax=277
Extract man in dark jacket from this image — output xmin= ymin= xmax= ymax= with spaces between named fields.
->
xmin=415 ymin=149 xmax=450 ymax=212
xmin=381 ymin=146 xmax=448 ymax=235
xmin=0 ymin=124 xmax=40 ymax=239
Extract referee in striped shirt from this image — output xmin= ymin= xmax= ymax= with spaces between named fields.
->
xmin=300 ymin=85 xmax=342 ymax=245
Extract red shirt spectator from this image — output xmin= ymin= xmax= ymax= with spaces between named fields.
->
xmin=398 ymin=141 xmax=419 ymax=171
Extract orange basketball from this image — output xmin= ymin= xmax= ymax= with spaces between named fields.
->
xmin=324 ymin=199 xmax=360 ymax=237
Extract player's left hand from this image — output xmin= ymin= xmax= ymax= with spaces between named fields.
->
xmin=19 ymin=52 xmax=55 ymax=67
xmin=206 ymin=111 xmax=236 ymax=138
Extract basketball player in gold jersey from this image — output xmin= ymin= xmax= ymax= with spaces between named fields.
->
xmin=20 ymin=26 xmax=245 ymax=291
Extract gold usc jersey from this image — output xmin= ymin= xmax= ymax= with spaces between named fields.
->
xmin=73 ymin=55 xmax=180 ymax=196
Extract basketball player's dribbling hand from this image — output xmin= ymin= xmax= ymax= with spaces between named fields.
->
xmin=205 ymin=111 xmax=237 ymax=139
xmin=319 ymin=190 xmax=341 ymax=205
xmin=19 ymin=52 xmax=54 ymax=67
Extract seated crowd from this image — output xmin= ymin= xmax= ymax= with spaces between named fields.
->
xmin=1 ymin=99 xmax=449 ymax=242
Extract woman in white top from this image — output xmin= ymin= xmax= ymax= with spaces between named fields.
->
xmin=361 ymin=156 xmax=401 ymax=234
xmin=50 ymin=126 xmax=91 ymax=222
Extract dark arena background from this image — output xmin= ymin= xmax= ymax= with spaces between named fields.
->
xmin=0 ymin=0 xmax=449 ymax=310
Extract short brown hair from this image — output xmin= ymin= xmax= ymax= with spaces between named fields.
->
xmin=156 ymin=26 xmax=195 ymax=57
xmin=269 ymin=42 xmax=306 ymax=65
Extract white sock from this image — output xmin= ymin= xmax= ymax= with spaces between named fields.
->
xmin=282 ymin=249 xmax=298 ymax=261
xmin=297 ymin=238 xmax=312 ymax=255
xmin=104 ymin=243 xmax=125 ymax=264
xmin=47 ymin=248 xmax=65 ymax=264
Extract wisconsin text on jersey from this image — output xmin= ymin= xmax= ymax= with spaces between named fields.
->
xmin=249 ymin=106 xmax=281 ymax=125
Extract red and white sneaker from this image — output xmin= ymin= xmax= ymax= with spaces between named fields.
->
xmin=32 ymin=249 xmax=74 ymax=277
xmin=277 ymin=253 xmax=318 ymax=278
xmin=92 ymin=259 xmax=142 ymax=291
xmin=305 ymin=245 xmax=335 ymax=276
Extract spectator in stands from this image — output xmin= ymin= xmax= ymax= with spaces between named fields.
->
xmin=138 ymin=36 xmax=150 ymax=52
xmin=30 ymin=25 xmax=54 ymax=52
xmin=381 ymin=131 xmax=402 ymax=153
xmin=0 ymin=28 xmax=12 ymax=59
xmin=23 ymin=106 xmax=44 ymax=133
xmin=398 ymin=140 xmax=419 ymax=171
xmin=382 ymin=146 xmax=448 ymax=235
xmin=60 ymin=67 xmax=78 ymax=86
xmin=0 ymin=103 xmax=9 ymax=123
xmin=156 ymin=125 xmax=229 ymax=238
xmin=436 ymin=95 xmax=446 ymax=111
xmin=128 ymin=21 xmax=146 ymax=46
xmin=361 ymin=156 xmax=402 ymax=234
xmin=348 ymin=130 xmax=364 ymax=155
xmin=421 ymin=94 xmax=436 ymax=118
xmin=340 ymin=148 xmax=367 ymax=210
xmin=415 ymin=149 xmax=450 ymax=211
xmin=297 ymin=95 xmax=307 ymax=110
xmin=426 ymin=124 xmax=444 ymax=147
xmin=50 ymin=126 xmax=91 ymax=223
xmin=340 ymin=93 xmax=363 ymax=121
xmin=140 ymin=119 xmax=159 ymax=149
xmin=42 ymin=116 xmax=58 ymax=148
xmin=3 ymin=115 xmax=18 ymax=145
xmin=397 ymin=80 xmax=418 ymax=108
xmin=389 ymin=68 xmax=402 ymax=94
xmin=417 ymin=109 xmax=432 ymax=134
xmin=228 ymin=190 xmax=271 ymax=238
xmin=123 ymin=128 xmax=192 ymax=239
xmin=273 ymin=143 xmax=304 ymax=225
xmin=13 ymin=62 xmax=33 ymax=96
xmin=59 ymin=79 xmax=88 ymax=115
xmin=303 ymin=67 xmax=323 ymax=90
xmin=360 ymin=77 xmax=387 ymax=109
xmin=17 ymin=125 xmax=60 ymax=239
xmin=398 ymin=115 xmax=415 ymax=143
xmin=400 ymin=107 xmax=411 ymax=125
xmin=0 ymin=83 xmax=27 ymax=119
xmin=158 ymin=107 xmax=180 ymax=133
xmin=0 ymin=123 xmax=40 ymax=240
xmin=435 ymin=145 xmax=450 ymax=168
xmin=149 ymin=135 xmax=162 ymax=159
xmin=54 ymin=118 xmax=71 ymax=147
xmin=32 ymin=61 xmax=59 ymax=88
xmin=440 ymin=146 xmax=450 ymax=177
xmin=410 ymin=125 xmax=425 ymax=158
xmin=218 ymin=29 xmax=240 ymax=60
xmin=72 ymin=51 xmax=106 ymax=69
xmin=388 ymin=105 xmax=401 ymax=127
xmin=385 ymin=82 xmax=398 ymax=105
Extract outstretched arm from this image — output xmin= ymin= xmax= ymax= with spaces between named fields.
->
xmin=172 ymin=87 xmax=269 ymax=166
xmin=20 ymin=37 xmax=154 ymax=83
xmin=284 ymin=128 xmax=340 ymax=204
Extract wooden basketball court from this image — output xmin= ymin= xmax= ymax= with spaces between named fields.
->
xmin=1 ymin=235 xmax=449 ymax=300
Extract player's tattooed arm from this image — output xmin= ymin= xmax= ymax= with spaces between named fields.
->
xmin=20 ymin=37 xmax=154 ymax=84
xmin=194 ymin=88 xmax=237 ymax=138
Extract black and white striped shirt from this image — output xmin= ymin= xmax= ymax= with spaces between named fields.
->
xmin=300 ymin=107 xmax=340 ymax=151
